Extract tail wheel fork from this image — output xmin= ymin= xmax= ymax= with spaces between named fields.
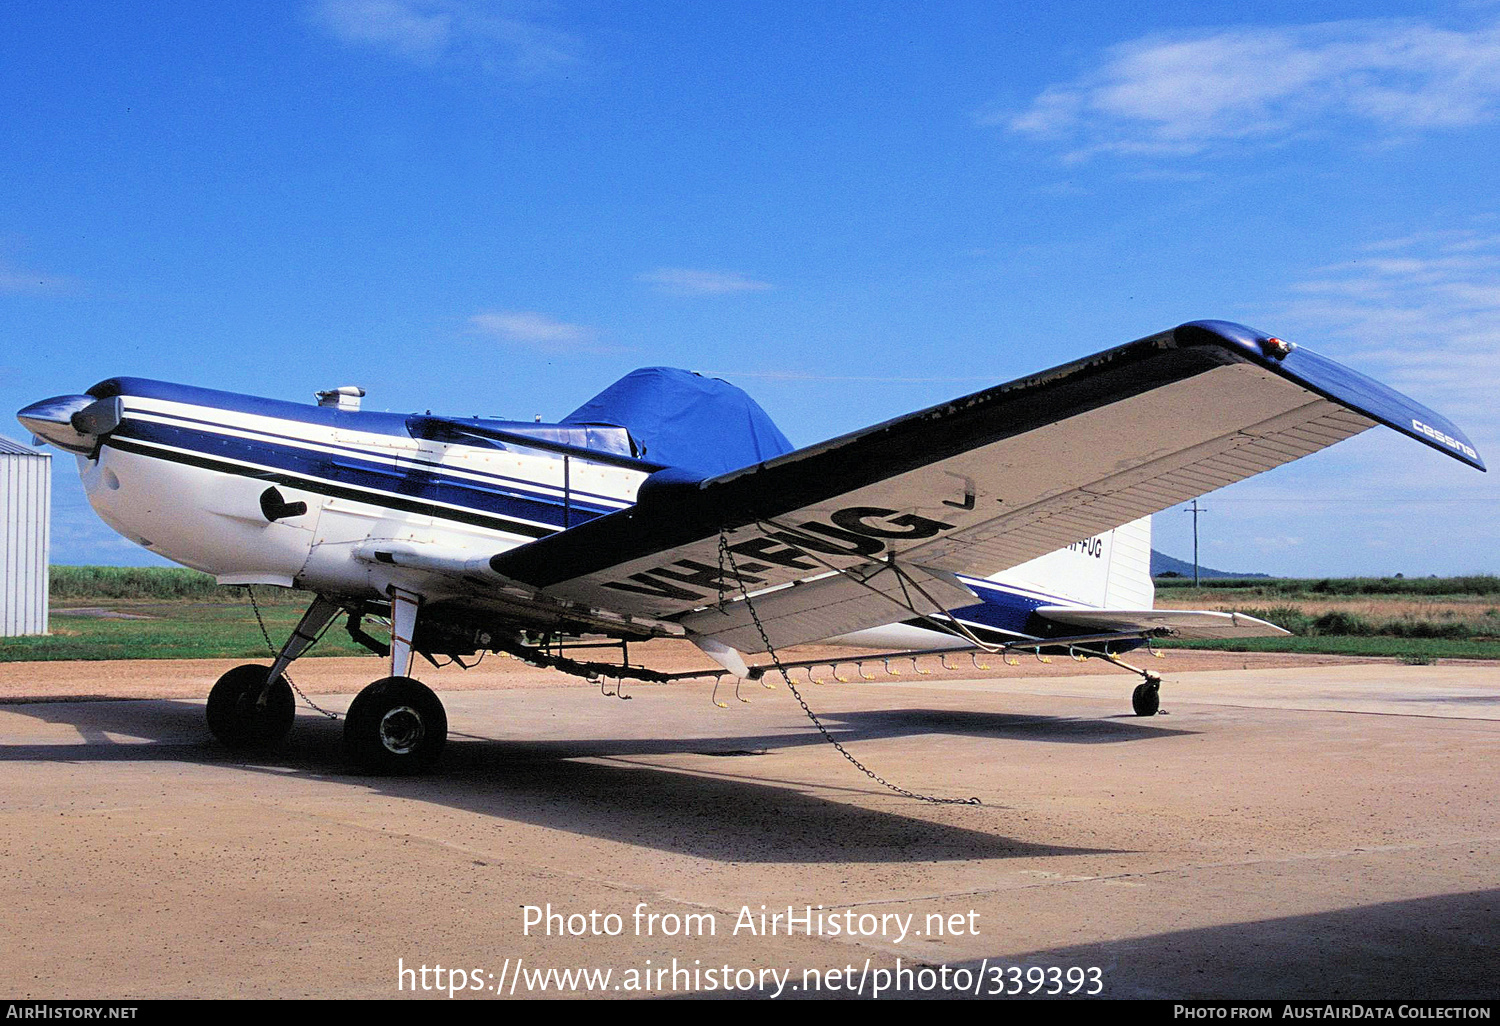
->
xmin=1091 ymin=648 xmax=1165 ymax=717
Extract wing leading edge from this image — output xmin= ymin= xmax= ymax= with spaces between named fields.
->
xmin=489 ymin=321 xmax=1483 ymax=646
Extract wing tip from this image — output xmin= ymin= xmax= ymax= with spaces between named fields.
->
xmin=1175 ymin=320 xmax=1486 ymax=473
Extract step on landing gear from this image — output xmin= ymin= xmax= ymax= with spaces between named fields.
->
xmin=343 ymin=588 xmax=448 ymax=774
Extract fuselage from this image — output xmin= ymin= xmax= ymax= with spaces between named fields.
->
xmin=24 ymin=376 xmax=1148 ymax=651
xmin=66 ymin=377 xmax=647 ymax=598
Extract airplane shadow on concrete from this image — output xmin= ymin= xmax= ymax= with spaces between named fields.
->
xmin=0 ymin=697 xmax=1196 ymax=864
xmin=997 ymin=887 xmax=1500 ymax=999
xmin=733 ymin=888 xmax=1500 ymax=999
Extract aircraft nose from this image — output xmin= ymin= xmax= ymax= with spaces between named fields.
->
xmin=17 ymin=394 xmax=121 ymax=454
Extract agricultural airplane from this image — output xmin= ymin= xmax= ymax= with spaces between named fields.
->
xmin=19 ymin=320 xmax=1485 ymax=773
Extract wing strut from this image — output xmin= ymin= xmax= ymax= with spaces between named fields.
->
xmin=725 ymin=515 xmax=1007 ymax=654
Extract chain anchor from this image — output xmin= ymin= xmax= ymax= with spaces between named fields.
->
xmin=716 ymin=532 xmax=980 ymax=806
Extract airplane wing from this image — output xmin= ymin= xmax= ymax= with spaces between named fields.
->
xmin=490 ymin=321 xmax=1483 ymax=650
xmin=675 ymin=561 xmax=979 ymax=652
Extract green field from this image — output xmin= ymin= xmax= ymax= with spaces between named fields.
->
xmin=2 ymin=600 xmax=373 ymax=663
xmin=1154 ymin=635 xmax=1499 ymax=662
xmin=1154 ymin=575 xmax=1500 ymax=662
xmin=47 ymin=565 xmax=307 ymax=604
xmin=0 ymin=567 xmax=365 ymax=662
xmin=1154 ymin=574 xmax=1500 ymax=599
xmin=1 ymin=567 xmax=1497 ymax=663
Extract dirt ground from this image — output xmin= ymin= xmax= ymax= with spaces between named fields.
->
xmin=0 ymin=656 xmax=1496 ymax=999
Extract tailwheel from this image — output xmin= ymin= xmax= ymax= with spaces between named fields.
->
xmin=1131 ymin=678 xmax=1161 ymax=717
xmin=344 ymin=676 xmax=448 ymax=774
xmin=206 ymin=664 xmax=295 ymax=748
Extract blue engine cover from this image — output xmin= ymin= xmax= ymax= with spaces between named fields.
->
xmin=562 ymin=367 xmax=794 ymax=475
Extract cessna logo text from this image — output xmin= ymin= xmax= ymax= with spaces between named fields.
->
xmin=1411 ymin=419 xmax=1478 ymax=460
xmin=601 ymin=506 xmax=956 ymax=601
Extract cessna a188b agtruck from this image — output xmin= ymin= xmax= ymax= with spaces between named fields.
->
xmin=19 ymin=321 xmax=1485 ymax=773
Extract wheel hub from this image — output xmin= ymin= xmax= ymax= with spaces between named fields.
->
xmin=378 ymin=705 xmax=425 ymax=754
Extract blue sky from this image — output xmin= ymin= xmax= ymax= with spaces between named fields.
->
xmin=3 ymin=1 xmax=1497 ymax=575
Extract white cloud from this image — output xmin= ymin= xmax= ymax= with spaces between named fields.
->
xmin=313 ymin=0 xmax=450 ymax=61
xmin=468 ymin=310 xmax=603 ymax=352
xmin=1153 ymin=224 xmax=1500 ymax=573
xmin=1252 ymin=535 xmax=1305 ymax=551
xmin=311 ymin=0 xmax=578 ymax=77
xmin=0 ymin=259 xmax=75 ymax=294
xmin=636 ymin=268 xmax=773 ymax=296
xmin=1278 ymin=228 xmax=1500 ymax=423
xmin=999 ymin=18 xmax=1500 ymax=159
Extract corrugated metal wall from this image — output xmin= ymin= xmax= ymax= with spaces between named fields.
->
xmin=1 ymin=444 xmax=51 ymax=637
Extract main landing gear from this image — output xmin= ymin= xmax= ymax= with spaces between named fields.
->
xmin=343 ymin=675 xmax=447 ymax=774
xmin=206 ymin=589 xmax=448 ymax=773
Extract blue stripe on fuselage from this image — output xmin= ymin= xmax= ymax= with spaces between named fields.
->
xmin=126 ymin=406 xmax=630 ymax=510
xmin=943 ymin=578 xmax=1149 ymax=650
xmin=112 ymin=417 xmax=616 ymax=531
xmin=947 ymin=578 xmax=1054 ymax=638
xmin=87 ymin=375 xmax=664 ymax=474
xmin=91 ymin=377 xmax=414 ymax=436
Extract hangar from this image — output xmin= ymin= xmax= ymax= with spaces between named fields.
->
xmin=0 ymin=434 xmax=49 ymax=637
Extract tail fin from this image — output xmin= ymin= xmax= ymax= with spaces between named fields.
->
xmin=988 ymin=516 xmax=1155 ymax=610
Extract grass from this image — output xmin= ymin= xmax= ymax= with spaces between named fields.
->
xmin=1155 ymin=636 xmax=1499 ymax=661
xmin=49 ymin=565 xmax=306 ymax=604
xmin=1217 ymin=605 xmax=1498 ymax=640
xmin=1152 ymin=579 xmax=1500 ymax=661
xmin=1155 ymin=574 xmax=1500 ymax=598
xmin=0 ymin=600 xmax=373 ymax=662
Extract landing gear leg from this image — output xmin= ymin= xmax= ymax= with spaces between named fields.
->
xmin=207 ymin=594 xmax=343 ymax=748
xmin=344 ymin=589 xmax=447 ymax=773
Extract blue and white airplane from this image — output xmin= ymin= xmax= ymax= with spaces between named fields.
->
xmin=19 ymin=320 xmax=1485 ymax=772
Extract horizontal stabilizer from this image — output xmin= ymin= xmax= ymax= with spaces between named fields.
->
xmin=1034 ymin=606 xmax=1291 ymax=640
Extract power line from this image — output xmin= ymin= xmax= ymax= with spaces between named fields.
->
xmin=1184 ymin=499 xmax=1208 ymax=586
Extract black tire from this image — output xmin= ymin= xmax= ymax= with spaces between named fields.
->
xmin=344 ymin=676 xmax=447 ymax=774
xmin=206 ymin=664 xmax=295 ymax=748
xmin=1131 ymin=680 xmax=1161 ymax=717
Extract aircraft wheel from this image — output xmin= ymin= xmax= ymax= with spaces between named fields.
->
xmin=1131 ymin=680 xmax=1161 ymax=717
xmin=344 ymin=676 xmax=447 ymax=774
xmin=206 ymin=664 xmax=295 ymax=748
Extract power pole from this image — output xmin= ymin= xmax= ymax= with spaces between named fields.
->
xmin=1184 ymin=499 xmax=1208 ymax=585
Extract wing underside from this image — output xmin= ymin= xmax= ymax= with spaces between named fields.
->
xmin=676 ymin=561 xmax=978 ymax=652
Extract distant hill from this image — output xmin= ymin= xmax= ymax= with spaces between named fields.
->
xmin=1150 ymin=549 xmax=1269 ymax=580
